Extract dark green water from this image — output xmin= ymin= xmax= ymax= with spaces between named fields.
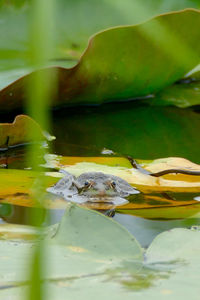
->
xmin=52 ymin=102 xmax=200 ymax=163
xmin=1 ymin=102 xmax=200 ymax=247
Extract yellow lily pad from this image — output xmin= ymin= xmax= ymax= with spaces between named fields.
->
xmin=142 ymin=157 xmax=200 ymax=173
xmin=0 ymin=156 xmax=200 ymax=220
xmin=44 ymin=155 xmax=200 ymax=193
xmin=118 ymin=203 xmax=200 ymax=219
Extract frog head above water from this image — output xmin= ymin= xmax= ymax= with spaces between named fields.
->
xmin=47 ymin=171 xmax=140 ymax=206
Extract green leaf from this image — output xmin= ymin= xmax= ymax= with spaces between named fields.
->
xmin=53 ymin=203 xmax=142 ymax=260
xmin=1 ymin=0 xmax=199 ymax=67
xmin=152 ymin=64 xmax=200 ymax=108
xmin=146 ymin=227 xmax=200 ymax=262
xmin=151 ymin=80 xmax=200 ymax=107
xmin=2 ymin=211 xmax=200 ymax=299
xmin=1 ymin=9 xmax=200 ymax=108
xmin=142 ymin=228 xmax=200 ymax=299
xmin=0 ymin=204 xmax=143 ymax=283
xmin=0 ymin=115 xmax=53 ymax=148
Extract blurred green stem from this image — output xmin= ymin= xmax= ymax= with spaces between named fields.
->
xmin=26 ymin=0 xmax=56 ymax=300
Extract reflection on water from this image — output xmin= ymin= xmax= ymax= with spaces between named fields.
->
xmin=1 ymin=190 xmax=200 ymax=248
xmin=1 ymin=205 xmax=46 ymax=226
xmin=52 ymin=102 xmax=200 ymax=163
xmin=114 ymin=213 xmax=200 ymax=248
xmin=1 ymin=103 xmax=200 ymax=164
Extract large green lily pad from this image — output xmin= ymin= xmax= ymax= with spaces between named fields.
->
xmin=1 ymin=9 xmax=200 ymax=109
xmin=0 ymin=204 xmax=143 ymax=282
xmin=1 ymin=0 xmax=199 ymax=66
xmin=1 ymin=207 xmax=200 ymax=299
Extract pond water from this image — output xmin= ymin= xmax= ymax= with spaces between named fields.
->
xmin=52 ymin=101 xmax=200 ymax=163
xmin=1 ymin=101 xmax=200 ymax=247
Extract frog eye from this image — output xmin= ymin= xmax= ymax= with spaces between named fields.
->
xmin=84 ymin=180 xmax=90 ymax=187
xmin=110 ymin=181 xmax=116 ymax=188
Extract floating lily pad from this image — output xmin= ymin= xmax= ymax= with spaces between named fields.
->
xmin=146 ymin=227 xmax=200 ymax=262
xmin=1 ymin=155 xmax=200 ymax=220
xmin=0 ymin=204 xmax=143 ymax=282
xmin=0 ymin=168 xmax=59 ymax=207
xmin=0 ymin=115 xmax=53 ymax=148
xmin=152 ymin=63 xmax=200 ymax=108
xmin=1 ymin=0 xmax=199 ymax=67
xmin=0 ymin=223 xmax=40 ymax=241
xmin=118 ymin=203 xmax=200 ymax=219
xmin=44 ymin=155 xmax=200 ymax=193
xmin=1 ymin=9 xmax=200 ymax=109
xmin=151 ymin=79 xmax=200 ymax=108
xmin=142 ymin=157 xmax=200 ymax=176
xmin=1 ymin=207 xmax=200 ymax=299
xmin=43 ymin=155 xmax=200 ymax=218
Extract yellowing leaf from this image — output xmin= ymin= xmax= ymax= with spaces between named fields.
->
xmin=1 ymin=155 xmax=200 ymax=217
xmin=44 ymin=155 xmax=200 ymax=192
